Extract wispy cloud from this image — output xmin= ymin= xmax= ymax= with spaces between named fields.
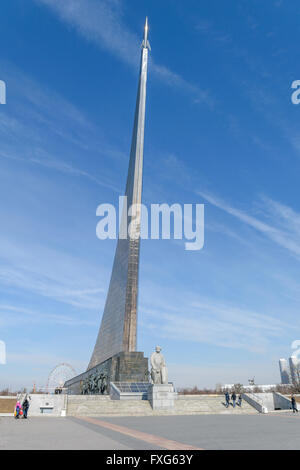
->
xmin=141 ymin=295 xmax=292 ymax=354
xmin=35 ymin=0 xmax=213 ymax=105
xmin=0 ymin=61 xmax=124 ymax=192
xmin=0 ymin=148 xmax=121 ymax=193
xmin=29 ymin=152 xmax=120 ymax=193
xmin=0 ymin=305 xmax=97 ymax=327
xmin=0 ymin=265 xmax=103 ymax=310
xmin=199 ymin=191 xmax=300 ymax=259
xmin=0 ymin=237 xmax=105 ymax=310
xmin=38 ymin=0 xmax=139 ymax=66
xmin=196 ymin=19 xmax=232 ymax=44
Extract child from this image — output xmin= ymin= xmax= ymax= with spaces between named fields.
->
xmin=15 ymin=401 xmax=21 ymax=419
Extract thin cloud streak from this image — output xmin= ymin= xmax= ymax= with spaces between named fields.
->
xmin=35 ymin=0 xmax=213 ymax=105
xmin=30 ymin=155 xmax=121 ymax=193
xmin=0 ymin=237 xmax=105 ymax=310
xmin=0 ymin=62 xmax=124 ymax=192
xmin=0 ymin=149 xmax=120 ymax=193
xmin=142 ymin=307 xmax=287 ymax=354
xmin=141 ymin=293 xmax=293 ymax=354
xmin=199 ymin=191 xmax=300 ymax=259
xmin=0 ymin=305 xmax=97 ymax=327
xmin=0 ymin=265 xmax=103 ymax=310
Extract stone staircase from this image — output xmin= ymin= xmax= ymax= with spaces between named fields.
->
xmin=175 ymin=395 xmax=257 ymax=415
xmin=66 ymin=395 xmax=258 ymax=417
xmin=67 ymin=396 xmax=153 ymax=417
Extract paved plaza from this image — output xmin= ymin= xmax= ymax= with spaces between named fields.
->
xmin=1 ymin=413 xmax=300 ymax=450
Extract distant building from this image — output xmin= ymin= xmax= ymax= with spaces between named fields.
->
xmin=278 ymin=356 xmax=300 ymax=385
xmin=279 ymin=359 xmax=290 ymax=385
xmin=223 ymin=356 xmax=299 ymax=391
xmin=289 ymin=356 xmax=299 ymax=384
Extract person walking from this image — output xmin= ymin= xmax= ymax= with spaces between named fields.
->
xmin=231 ymin=392 xmax=237 ymax=408
xmin=291 ymin=395 xmax=298 ymax=413
xmin=15 ymin=401 xmax=21 ymax=419
xmin=238 ymin=394 xmax=243 ymax=407
xmin=225 ymin=391 xmax=230 ymax=408
xmin=22 ymin=397 xmax=30 ymax=419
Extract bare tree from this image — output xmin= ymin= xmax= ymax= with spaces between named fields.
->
xmin=232 ymin=383 xmax=244 ymax=394
xmin=178 ymin=386 xmax=220 ymax=395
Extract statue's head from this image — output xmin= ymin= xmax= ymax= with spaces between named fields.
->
xmin=155 ymin=345 xmax=162 ymax=353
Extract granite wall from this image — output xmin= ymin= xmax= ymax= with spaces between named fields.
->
xmin=65 ymin=351 xmax=149 ymax=395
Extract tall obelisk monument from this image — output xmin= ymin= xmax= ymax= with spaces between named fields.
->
xmin=88 ymin=18 xmax=150 ymax=370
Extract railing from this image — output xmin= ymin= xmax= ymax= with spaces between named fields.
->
xmin=247 ymin=392 xmax=263 ymax=405
xmin=243 ymin=392 xmax=268 ymax=413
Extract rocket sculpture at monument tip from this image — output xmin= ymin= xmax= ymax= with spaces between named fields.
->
xmin=87 ymin=18 xmax=150 ymax=370
xmin=142 ymin=17 xmax=151 ymax=50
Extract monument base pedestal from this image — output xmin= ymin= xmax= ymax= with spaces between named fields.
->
xmin=65 ymin=352 xmax=149 ymax=395
xmin=149 ymin=384 xmax=175 ymax=410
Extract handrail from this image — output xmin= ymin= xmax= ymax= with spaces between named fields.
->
xmin=247 ymin=392 xmax=263 ymax=405
xmin=243 ymin=392 xmax=268 ymax=413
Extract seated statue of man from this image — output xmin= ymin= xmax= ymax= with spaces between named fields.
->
xmin=150 ymin=346 xmax=168 ymax=384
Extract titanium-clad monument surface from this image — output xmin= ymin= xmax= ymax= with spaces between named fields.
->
xmin=87 ymin=19 xmax=150 ymax=370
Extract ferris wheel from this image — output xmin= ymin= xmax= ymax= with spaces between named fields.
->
xmin=46 ymin=363 xmax=76 ymax=393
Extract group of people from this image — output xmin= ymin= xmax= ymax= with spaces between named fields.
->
xmin=225 ymin=392 xmax=299 ymax=413
xmin=15 ymin=397 xmax=30 ymax=419
xmin=224 ymin=391 xmax=242 ymax=408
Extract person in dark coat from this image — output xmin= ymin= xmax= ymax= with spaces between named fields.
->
xmin=291 ymin=395 xmax=298 ymax=413
xmin=225 ymin=391 xmax=230 ymax=408
xmin=238 ymin=394 xmax=242 ymax=407
xmin=22 ymin=398 xmax=30 ymax=419
xmin=231 ymin=392 xmax=237 ymax=408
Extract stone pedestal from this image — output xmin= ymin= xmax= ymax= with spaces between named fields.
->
xmin=149 ymin=384 xmax=175 ymax=410
xmin=65 ymin=351 xmax=149 ymax=395
xmin=112 ymin=352 xmax=148 ymax=383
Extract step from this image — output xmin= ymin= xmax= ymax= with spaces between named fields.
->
xmin=66 ymin=395 xmax=258 ymax=416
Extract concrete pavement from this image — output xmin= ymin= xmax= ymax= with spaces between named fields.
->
xmin=0 ymin=416 xmax=154 ymax=450
xmin=1 ymin=412 xmax=300 ymax=450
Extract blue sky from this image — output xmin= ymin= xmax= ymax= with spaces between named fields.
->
xmin=1 ymin=0 xmax=300 ymax=390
